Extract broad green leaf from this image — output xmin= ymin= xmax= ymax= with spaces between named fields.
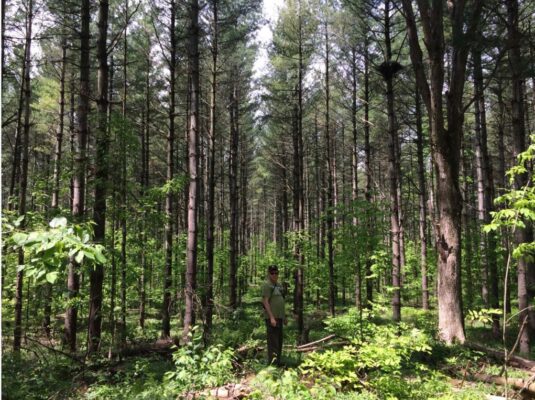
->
xmin=83 ymin=250 xmax=95 ymax=261
xmin=75 ymin=251 xmax=84 ymax=264
xmin=13 ymin=215 xmax=25 ymax=227
xmin=45 ymin=271 xmax=58 ymax=284
xmin=94 ymin=248 xmax=106 ymax=264
xmin=11 ymin=232 xmax=28 ymax=245
xmin=49 ymin=217 xmax=68 ymax=228
xmin=36 ymin=269 xmax=46 ymax=280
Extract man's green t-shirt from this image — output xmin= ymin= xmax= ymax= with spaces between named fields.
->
xmin=262 ymin=281 xmax=285 ymax=319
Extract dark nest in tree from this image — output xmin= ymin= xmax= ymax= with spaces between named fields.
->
xmin=376 ymin=60 xmax=404 ymax=80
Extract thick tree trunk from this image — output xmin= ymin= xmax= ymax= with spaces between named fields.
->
xmin=401 ymin=0 xmax=481 ymax=343
xmin=183 ymin=0 xmax=200 ymax=342
xmin=88 ymin=0 xmax=110 ymax=354
xmin=65 ymin=0 xmax=89 ymax=353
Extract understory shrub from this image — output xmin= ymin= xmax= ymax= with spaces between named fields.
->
xmin=163 ymin=328 xmax=235 ymax=393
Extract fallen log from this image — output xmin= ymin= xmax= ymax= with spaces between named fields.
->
xmin=468 ymin=372 xmax=535 ymax=397
xmin=296 ymin=340 xmax=349 ymax=353
xmin=465 ymin=342 xmax=535 ymax=371
xmin=296 ymin=334 xmax=336 ymax=350
xmin=236 ymin=344 xmax=263 ymax=357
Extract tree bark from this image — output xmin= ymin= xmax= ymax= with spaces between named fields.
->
xmin=350 ymin=45 xmax=361 ymax=309
xmin=401 ymin=0 xmax=482 ymax=343
xmin=229 ymin=67 xmax=239 ymax=310
xmin=324 ymin=23 xmax=335 ymax=317
xmin=88 ymin=0 xmax=110 ymax=354
xmin=13 ymin=0 xmax=33 ymax=352
xmin=65 ymin=0 xmax=89 ymax=353
xmin=183 ymin=0 xmax=200 ymax=342
xmin=382 ymin=0 xmax=401 ymax=322
xmin=204 ymin=0 xmax=218 ymax=340
xmin=363 ymin=38 xmax=373 ymax=308
xmin=43 ymin=32 xmax=68 ymax=339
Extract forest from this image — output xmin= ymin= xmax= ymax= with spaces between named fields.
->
xmin=2 ymin=0 xmax=535 ymax=398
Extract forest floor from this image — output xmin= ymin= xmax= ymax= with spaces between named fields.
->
xmin=3 ymin=294 xmax=535 ymax=399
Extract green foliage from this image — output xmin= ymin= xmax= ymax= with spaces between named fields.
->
xmin=2 ymin=354 xmax=76 ymax=400
xmin=6 ymin=216 xmax=106 ymax=284
xmin=151 ymin=175 xmax=189 ymax=198
xmin=301 ymin=312 xmax=432 ymax=393
xmin=84 ymin=356 xmax=175 ymax=399
xmin=485 ymin=135 xmax=535 ymax=262
xmin=466 ymin=308 xmax=502 ymax=327
xmin=250 ymin=367 xmax=343 ymax=400
xmin=163 ymin=327 xmax=235 ymax=393
xmin=323 ymin=307 xmax=371 ymax=339
xmin=300 ymin=346 xmax=362 ymax=390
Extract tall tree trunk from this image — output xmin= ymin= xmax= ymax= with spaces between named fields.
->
xmin=229 ymin=68 xmax=239 ymax=309
xmin=183 ymin=0 xmax=200 ymax=342
xmin=415 ymin=85 xmax=429 ymax=310
xmin=204 ymin=0 xmax=218 ymax=339
xmin=350 ymin=45 xmax=361 ymax=309
xmin=120 ymin=5 xmax=129 ymax=349
xmin=473 ymin=46 xmax=500 ymax=337
xmin=294 ymin=0 xmax=305 ymax=341
xmin=507 ymin=0 xmax=533 ymax=355
xmin=43 ymin=37 xmax=68 ymax=337
xmin=65 ymin=0 xmax=89 ymax=353
xmin=324 ymin=23 xmax=335 ymax=317
xmin=363 ymin=38 xmax=373 ymax=308
xmin=108 ymin=195 xmax=117 ymax=358
xmin=88 ymin=0 xmax=110 ymax=354
xmin=13 ymin=0 xmax=33 ymax=352
xmin=139 ymin=30 xmax=152 ymax=331
xmin=381 ymin=0 xmax=402 ymax=322
xmin=495 ymin=77 xmax=511 ymax=313
xmin=402 ymin=0 xmax=482 ymax=343
xmin=162 ymin=0 xmax=177 ymax=339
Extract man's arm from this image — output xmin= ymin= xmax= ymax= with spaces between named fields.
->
xmin=262 ymin=297 xmax=277 ymax=327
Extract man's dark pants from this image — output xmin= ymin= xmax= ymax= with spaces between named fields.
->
xmin=265 ymin=318 xmax=283 ymax=365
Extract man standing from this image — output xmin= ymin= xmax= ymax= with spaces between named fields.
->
xmin=261 ymin=265 xmax=285 ymax=366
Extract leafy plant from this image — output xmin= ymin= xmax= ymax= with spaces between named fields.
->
xmin=7 ymin=216 xmax=106 ymax=284
xmin=163 ymin=327 xmax=235 ymax=393
xmin=466 ymin=308 xmax=502 ymax=327
xmin=484 ymin=135 xmax=535 ymax=261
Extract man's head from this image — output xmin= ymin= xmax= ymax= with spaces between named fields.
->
xmin=268 ymin=265 xmax=279 ymax=284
